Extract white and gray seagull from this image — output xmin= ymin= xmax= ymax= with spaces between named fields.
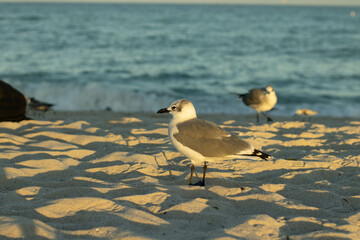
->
xmin=157 ymin=99 xmax=272 ymax=186
xmin=232 ymin=85 xmax=277 ymax=123
xmin=27 ymin=97 xmax=55 ymax=112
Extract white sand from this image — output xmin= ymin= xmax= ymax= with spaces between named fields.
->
xmin=1 ymin=111 xmax=359 ymax=239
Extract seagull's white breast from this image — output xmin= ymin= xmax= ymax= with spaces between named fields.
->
xmin=253 ymin=91 xmax=277 ymax=112
xmin=169 ymin=119 xmax=206 ymax=165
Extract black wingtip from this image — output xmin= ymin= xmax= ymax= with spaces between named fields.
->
xmin=253 ymin=149 xmax=273 ymax=160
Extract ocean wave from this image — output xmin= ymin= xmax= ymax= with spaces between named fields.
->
xmin=1 ymin=4 xmax=360 ymax=118
xmin=3 ymin=79 xmax=360 ymax=117
xmin=18 ymin=15 xmax=42 ymax=21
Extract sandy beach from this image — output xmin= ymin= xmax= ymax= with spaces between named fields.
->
xmin=1 ymin=111 xmax=359 ymax=239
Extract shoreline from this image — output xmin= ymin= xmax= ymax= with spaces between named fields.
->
xmin=1 ymin=111 xmax=359 ymax=239
xmin=25 ymin=109 xmax=360 ymax=122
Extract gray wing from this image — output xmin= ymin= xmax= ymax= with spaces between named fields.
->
xmin=174 ymin=118 xmax=252 ymax=158
xmin=243 ymin=88 xmax=266 ymax=105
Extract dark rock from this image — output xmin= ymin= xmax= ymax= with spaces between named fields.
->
xmin=0 ymin=80 xmax=29 ymax=122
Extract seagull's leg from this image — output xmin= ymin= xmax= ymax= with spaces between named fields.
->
xmin=256 ymin=112 xmax=260 ymax=123
xmin=262 ymin=112 xmax=273 ymax=122
xmin=189 ymin=162 xmax=207 ymax=186
xmin=189 ymin=164 xmax=195 ymax=185
xmin=201 ymin=161 xmax=207 ymax=186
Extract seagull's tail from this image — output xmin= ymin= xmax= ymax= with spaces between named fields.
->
xmin=248 ymin=149 xmax=273 ymax=160
xmin=230 ymin=92 xmax=246 ymax=98
xmin=30 ymin=97 xmax=55 ymax=107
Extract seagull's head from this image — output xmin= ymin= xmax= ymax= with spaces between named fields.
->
xmin=157 ymin=99 xmax=197 ymax=122
xmin=265 ymin=85 xmax=275 ymax=94
xmin=295 ymin=109 xmax=304 ymax=115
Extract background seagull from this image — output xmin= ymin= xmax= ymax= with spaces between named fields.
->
xmin=232 ymin=85 xmax=277 ymax=123
xmin=157 ymin=99 xmax=272 ymax=186
xmin=294 ymin=108 xmax=318 ymax=121
xmin=27 ymin=97 xmax=55 ymax=112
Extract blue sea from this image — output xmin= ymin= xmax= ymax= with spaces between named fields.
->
xmin=1 ymin=3 xmax=360 ymax=117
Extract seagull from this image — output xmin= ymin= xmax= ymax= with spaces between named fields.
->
xmin=232 ymin=85 xmax=277 ymax=123
xmin=295 ymin=109 xmax=318 ymax=116
xmin=27 ymin=97 xmax=55 ymax=112
xmin=294 ymin=108 xmax=318 ymax=121
xmin=157 ymin=99 xmax=272 ymax=186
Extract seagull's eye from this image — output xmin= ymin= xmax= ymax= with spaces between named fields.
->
xmin=171 ymin=105 xmax=176 ymax=111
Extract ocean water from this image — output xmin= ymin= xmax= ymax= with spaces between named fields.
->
xmin=0 ymin=3 xmax=360 ymax=117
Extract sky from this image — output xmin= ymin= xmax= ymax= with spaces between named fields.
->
xmin=0 ymin=0 xmax=360 ymax=6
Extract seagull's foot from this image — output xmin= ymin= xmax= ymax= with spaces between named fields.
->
xmin=266 ymin=117 xmax=273 ymax=122
xmin=189 ymin=180 xmax=205 ymax=186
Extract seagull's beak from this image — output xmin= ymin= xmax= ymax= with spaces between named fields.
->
xmin=157 ymin=108 xmax=169 ymax=114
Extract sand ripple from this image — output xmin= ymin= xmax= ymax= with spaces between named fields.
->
xmin=1 ymin=114 xmax=359 ymax=239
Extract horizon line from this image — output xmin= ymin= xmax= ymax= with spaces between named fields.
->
xmin=0 ymin=0 xmax=360 ymax=7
